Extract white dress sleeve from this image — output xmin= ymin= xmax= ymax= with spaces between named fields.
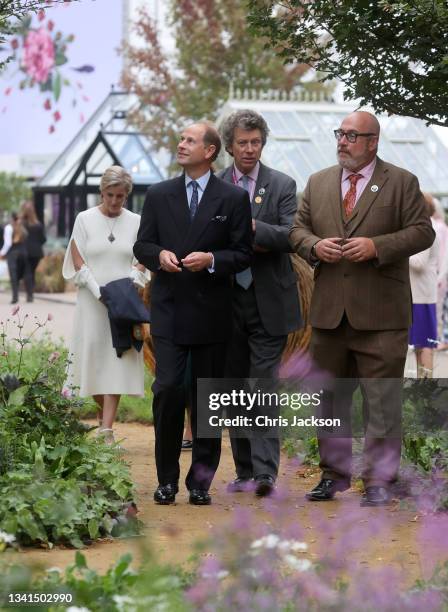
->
xmin=0 ymin=224 xmax=13 ymax=257
xmin=62 ymin=214 xmax=88 ymax=280
xmin=62 ymin=213 xmax=101 ymax=299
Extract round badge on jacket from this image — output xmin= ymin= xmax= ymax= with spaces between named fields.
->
xmin=371 ymin=184 xmax=379 ymax=192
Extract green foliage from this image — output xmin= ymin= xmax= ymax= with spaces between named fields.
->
xmin=402 ymin=433 xmax=448 ymax=472
xmin=247 ymin=0 xmax=448 ymax=126
xmin=0 ymin=314 xmax=139 ymax=548
xmin=0 ymin=171 xmax=31 ymax=215
xmin=0 ymin=551 xmax=191 ymax=611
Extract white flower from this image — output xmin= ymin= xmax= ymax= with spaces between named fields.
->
xmin=289 ymin=541 xmax=308 ymax=552
xmin=202 ymin=570 xmax=229 ymax=580
xmin=0 ymin=531 xmax=16 ymax=544
xmin=251 ymin=534 xmax=280 ymax=549
xmin=284 ymin=555 xmax=312 ymax=572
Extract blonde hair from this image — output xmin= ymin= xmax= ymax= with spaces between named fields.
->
xmin=20 ymin=200 xmax=39 ymax=226
xmin=99 ymin=166 xmax=133 ymax=195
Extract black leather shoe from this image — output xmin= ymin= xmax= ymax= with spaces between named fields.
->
xmin=306 ymin=478 xmax=350 ymax=501
xmin=227 ymin=477 xmax=253 ymax=493
xmin=255 ymin=474 xmax=275 ymax=497
xmin=154 ymin=483 xmax=178 ymax=505
xmin=360 ymin=486 xmax=391 ymax=507
xmin=189 ymin=489 xmax=211 ymax=505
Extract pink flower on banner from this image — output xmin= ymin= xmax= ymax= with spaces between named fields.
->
xmin=23 ymin=27 xmax=55 ymax=84
xmin=53 ymin=110 xmax=61 ymax=122
xmin=49 ymin=125 xmax=55 ymax=133
xmin=44 ymin=98 xmax=51 ymax=110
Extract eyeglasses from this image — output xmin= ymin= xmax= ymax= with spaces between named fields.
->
xmin=333 ymin=129 xmax=377 ymax=143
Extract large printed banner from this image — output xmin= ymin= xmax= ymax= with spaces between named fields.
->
xmin=0 ymin=0 xmax=123 ymax=156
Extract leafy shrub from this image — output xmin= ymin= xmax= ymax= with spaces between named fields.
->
xmin=0 ymin=310 xmax=139 ymax=548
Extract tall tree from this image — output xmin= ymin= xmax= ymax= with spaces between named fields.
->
xmin=122 ymin=0 xmax=328 ymax=161
xmin=247 ymin=0 xmax=448 ymax=126
xmin=0 ymin=171 xmax=32 ymax=214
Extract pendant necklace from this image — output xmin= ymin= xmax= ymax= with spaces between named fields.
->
xmin=102 ymin=209 xmax=119 ymax=243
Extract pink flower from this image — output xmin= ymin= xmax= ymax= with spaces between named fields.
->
xmin=11 ymin=39 xmax=18 ymax=50
xmin=11 ymin=305 xmax=20 ymax=316
xmin=61 ymin=388 xmax=71 ymax=398
xmin=4 ymin=88 xmax=11 ymax=96
xmin=47 ymin=313 xmax=53 ymax=321
xmin=53 ymin=110 xmax=61 ymax=122
xmin=22 ymin=28 xmax=55 ymax=84
xmin=44 ymin=98 xmax=51 ymax=110
xmin=49 ymin=125 xmax=55 ymax=134
xmin=48 ymin=351 xmax=60 ymax=363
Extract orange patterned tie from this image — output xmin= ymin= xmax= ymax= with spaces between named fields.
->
xmin=343 ymin=173 xmax=363 ymax=217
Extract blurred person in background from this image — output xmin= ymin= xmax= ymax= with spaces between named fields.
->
xmin=409 ymin=193 xmax=439 ymax=376
xmin=0 ymin=212 xmax=32 ymax=304
xmin=431 ymin=196 xmax=448 ymax=350
xmin=20 ymin=200 xmax=46 ymax=302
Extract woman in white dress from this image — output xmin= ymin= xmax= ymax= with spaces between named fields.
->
xmin=62 ymin=166 xmax=148 ymax=442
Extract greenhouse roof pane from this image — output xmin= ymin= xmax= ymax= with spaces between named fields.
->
xmin=37 ymin=92 xmax=167 ymax=188
xmin=218 ymin=99 xmax=448 ymax=196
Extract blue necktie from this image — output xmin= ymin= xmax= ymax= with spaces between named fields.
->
xmin=235 ymin=175 xmax=253 ymax=289
xmin=190 ymin=180 xmax=199 ymax=220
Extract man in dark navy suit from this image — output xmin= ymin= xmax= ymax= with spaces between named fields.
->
xmin=134 ymin=122 xmax=253 ymax=506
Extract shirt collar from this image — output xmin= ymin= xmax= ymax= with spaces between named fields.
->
xmin=233 ymin=161 xmax=260 ymax=184
xmin=342 ymin=157 xmax=377 ymax=182
xmin=185 ymin=170 xmax=211 ymax=192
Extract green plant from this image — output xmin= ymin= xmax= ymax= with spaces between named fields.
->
xmin=0 ymin=551 xmax=190 ymax=611
xmin=0 ymin=310 xmax=140 ymax=548
xmin=0 ymin=172 xmax=31 ymax=215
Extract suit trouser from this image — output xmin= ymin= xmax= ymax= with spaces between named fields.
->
xmin=310 ymin=317 xmax=408 ymax=487
xmin=6 ymin=245 xmax=32 ymax=302
xmin=226 ymin=284 xmax=287 ymax=480
xmin=152 ymin=335 xmax=226 ymax=490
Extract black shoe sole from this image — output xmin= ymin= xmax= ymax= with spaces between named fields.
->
xmin=360 ymin=498 xmax=390 ymax=507
xmin=189 ymin=498 xmax=211 ymax=505
xmin=255 ymin=483 xmax=274 ymax=497
xmin=154 ymin=498 xmax=176 ymax=505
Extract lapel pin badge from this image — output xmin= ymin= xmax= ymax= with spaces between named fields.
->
xmin=255 ymin=196 xmax=263 ymax=204
xmin=258 ymin=188 xmax=265 ymax=195
xmin=371 ymin=184 xmax=379 ymax=192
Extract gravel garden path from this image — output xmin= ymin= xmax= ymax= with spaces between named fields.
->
xmin=8 ymin=422 xmax=446 ymax=587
